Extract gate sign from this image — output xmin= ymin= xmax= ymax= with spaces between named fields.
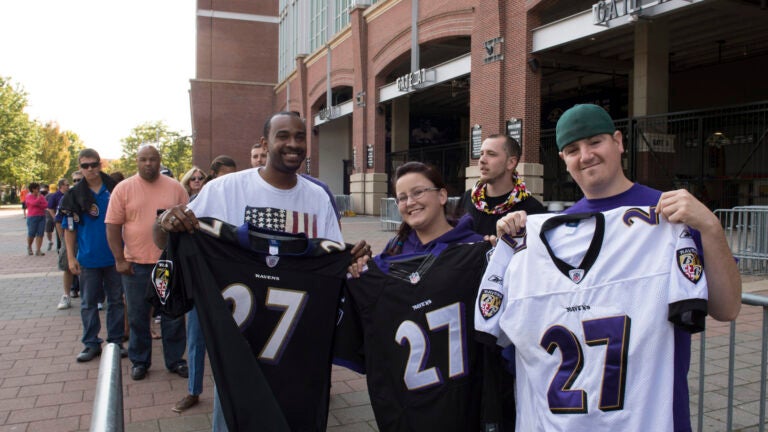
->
xmin=506 ymin=118 xmax=523 ymax=146
xmin=471 ymin=124 xmax=482 ymax=159
xmin=592 ymin=0 xmax=672 ymax=25
xmin=397 ymin=68 xmax=435 ymax=92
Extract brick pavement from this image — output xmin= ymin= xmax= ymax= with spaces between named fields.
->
xmin=1 ymin=206 xmax=766 ymax=431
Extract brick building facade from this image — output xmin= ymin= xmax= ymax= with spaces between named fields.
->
xmin=190 ymin=0 xmax=768 ymax=213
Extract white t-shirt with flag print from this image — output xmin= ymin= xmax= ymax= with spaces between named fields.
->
xmin=188 ymin=167 xmax=343 ymax=243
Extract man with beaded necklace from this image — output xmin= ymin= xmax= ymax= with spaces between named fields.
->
xmin=458 ymin=134 xmax=547 ymax=237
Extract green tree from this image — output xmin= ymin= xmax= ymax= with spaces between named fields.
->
xmin=162 ymin=132 xmax=193 ymax=179
xmin=65 ymin=131 xmax=85 ymax=175
xmin=112 ymin=121 xmax=192 ymax=177
xmin=0 ymin=77 xmax=38 ymax=186
xmin=37 ymin=122 xmax=71 ymax=184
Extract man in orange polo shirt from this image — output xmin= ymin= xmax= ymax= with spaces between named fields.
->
xmin=106 ymin=144 xmax=189 ymax=381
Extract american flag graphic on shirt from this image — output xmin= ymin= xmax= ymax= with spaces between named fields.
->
xmin=244 ymin=206 xmax=318 ymax=237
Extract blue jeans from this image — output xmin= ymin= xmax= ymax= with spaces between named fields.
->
xmin=122 ymin=263 xmax=186 ymax=369
xmin=187 ymin=307 xmax=206 ymax=396
xmin=212 ymin=384 xmax=229 ymax=432
xmin=26 ymin=215 xmax=45 ymax=237
xmin=80 ymin=266 xmax=124 ymax=348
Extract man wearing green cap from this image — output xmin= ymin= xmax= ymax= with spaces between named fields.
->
xmin=496 ymin=103 xmax=741 ymax=432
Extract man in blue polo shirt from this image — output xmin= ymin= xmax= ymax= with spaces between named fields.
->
xmin=61 ymin=148 xmax=126 ymax=362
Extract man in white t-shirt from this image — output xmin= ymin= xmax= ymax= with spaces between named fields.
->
xmin=155 ymin=111 xmax=369 ymax=431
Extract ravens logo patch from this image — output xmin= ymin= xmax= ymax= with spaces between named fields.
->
xmin=152 ymin=260 xmax=173 ymax=305
xmin=478 ymin=289 xmax=503 ymax=320
xmin=677 ymin=247 xmax=703 ymax=284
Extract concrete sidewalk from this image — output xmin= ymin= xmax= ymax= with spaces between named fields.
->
xmin=0 ymin=207 xmax=766 ymax=431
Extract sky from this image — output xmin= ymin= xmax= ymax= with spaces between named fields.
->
xmin=0 ymin=1 xmax=196 ymax=159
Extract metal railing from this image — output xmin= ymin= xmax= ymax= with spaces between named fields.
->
xmin=693 ymin=293 xmax=768 ymax=432
xmin=335 ymin=194 xmax=352 ymax=217
xmin=541 ymin=101 xmax=768 ymax=207
xmin=90 ymin=343 xmax=124 ymax=432
xmin=715 ymin=206 xmax=768 ymax=275
xmin=380 ymin=197 xmax=401 ymax=231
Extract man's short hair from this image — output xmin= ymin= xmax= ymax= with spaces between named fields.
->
xmin=57 ymin=178 xmax=68 ymax=187
xmin=487 ymin=134 xmax=521 ymax=160
xmin=252 ymin=142 xmax=265 ymax=149
xmin=262 ymin=111 xmax=303 ymax=138
xmin=78 ymin=148 xmax=100 ymax=162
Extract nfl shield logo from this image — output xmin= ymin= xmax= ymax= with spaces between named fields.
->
xmin=152 ymin=260 xmax=173 ymax=305
xmin=677 ymin=247 xmax=703 ymax=283
xmin=409 ymin=272 xmax=421 ymax=285
xmin=569 ymin=269 xmax=585 ymax=284
xmin=478 ymin=289 xmax=503 ymax=320
xmin=266 ymin=255 xmax=280 ymax=268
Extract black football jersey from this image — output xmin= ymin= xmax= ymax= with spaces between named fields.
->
xmin=150 ymin=218 xmax=350 ymax=432
xmin=334 ymin=241 xmax=498 ymax=432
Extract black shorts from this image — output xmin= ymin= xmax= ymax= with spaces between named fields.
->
xmin=45 ymin=213 xmax=55 ymax=233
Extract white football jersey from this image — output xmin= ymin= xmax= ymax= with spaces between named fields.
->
xmin=475 ymin=206 xmax=708 ymax=432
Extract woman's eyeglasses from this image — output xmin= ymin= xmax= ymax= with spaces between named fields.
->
xmin=80 ymin=162 xmax=100 ymax=169
xmin=395 ymin=187 xmax=441 ymax=205
xmin=190 ymin=176 xmax=205 ymax=181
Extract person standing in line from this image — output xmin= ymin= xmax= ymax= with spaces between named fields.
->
xmin=180 ymin=167 xmax=206 ymax=199
xmin=66 ymin=172 xmax=84 ymax=299
xmin=156 ymin=111 xmax=369 ymax=431
xmin=59 ymin=149 xmax=125 ymax=362
xmin=24 ymin=182 xmax=48 ymax=256
xmin=40 ymin=184 xmax=55 ymax=251
xmin=20 ymin=186 xmax=28 ymax=218
xmin=48 ymin=178 xmax=71 ymax=309
xmin=105 ymin=144 xmax=189 ymax=381
xmin=250 ymin=142 xmax=268 ymax=168
xmin=458 ymin=134 xmax=547 ymax=237
xmin=455 ymin=134 xmax=548 ymax=430
xmin=251 ymin=130 xmax=341 ymax=223
xmin=206 ymin=155 xmax=237 ymax=183
xmin=172 ymin=159 xmax=237 ymax=413
xmin=495 ymin=104 xmax=741 ymax=432
xmin=47 ymin=178 xmax=69 ymax=254
xmin=337 ymin=162 xmax=503 ymax=431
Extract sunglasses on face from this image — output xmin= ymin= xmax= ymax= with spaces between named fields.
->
xmin=72 ymin=178 xmax=82 ymax=183
xmin=80 ymin=162 xmax=100 ymax=169
xmin=190 ymin=176 xmax=205 ymax=181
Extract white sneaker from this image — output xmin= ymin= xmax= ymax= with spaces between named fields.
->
xmin=57 ymin=295 xmax=71 ymax=310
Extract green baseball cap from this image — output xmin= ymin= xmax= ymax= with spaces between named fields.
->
xmin=555 ymin=104 xmax=616 ymax=151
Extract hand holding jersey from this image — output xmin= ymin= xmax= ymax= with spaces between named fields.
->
xmin=336 ymin=162 xmax=506 ymax=431
xmin=475 ymin=206 xmax=708 ymax=431
xmin=554 ymin=104 xmax=740 ymax=322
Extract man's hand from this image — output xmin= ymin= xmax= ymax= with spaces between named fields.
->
xmin=68 ymin=258 xmax=81 ymax=276
xmin=495 ymin=211 xmax=528 ymax=239
xmin=656 ymin=189 xmax=720 ymax=233
xmin=115 ymin=259 xmax=134 ymax=276
xmin=159 ymin=205 xmax=199 ymax=234
xmin=348 ymin=240 xmax=372 ymax=278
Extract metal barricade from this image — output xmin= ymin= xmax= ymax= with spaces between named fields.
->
xmin=693 ymin=293 xmax=768 ymax=432
xmin=715 ymin=207 xmax=768 ymax=275
xmin=334 ymin=194 xmax=352 ymax=217
xmin=90 ymin=343 xmax=124 ymax=431
xmin=380 ymin=198 xmax=401 ymax=231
